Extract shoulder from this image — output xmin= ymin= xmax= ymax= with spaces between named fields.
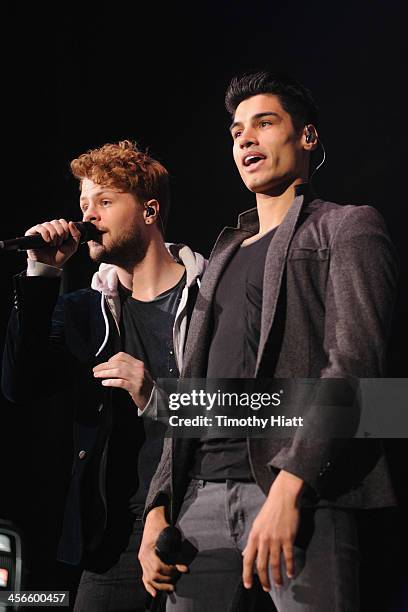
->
xmin=306 ymin=198 xmax=385 ymax=224
xmin=301 ymin=199 xmax=389 ymax=242
xmin=58 ymin=287 xmax=101 ymax=310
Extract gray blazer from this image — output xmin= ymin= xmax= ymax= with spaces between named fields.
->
xmin=146 ymin=184 xmax=398 ymax=523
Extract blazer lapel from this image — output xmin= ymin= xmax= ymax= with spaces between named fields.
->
xmin=255 ymin=193 xmax=305 ymax=374
xmin=182 ymin=226 xmax=251 ymax=376
xmin=183 ymin=186 xmax=310 ymax=377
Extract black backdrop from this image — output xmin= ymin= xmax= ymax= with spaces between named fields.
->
xmin=1 ymin=1 xmax=407 ymax=609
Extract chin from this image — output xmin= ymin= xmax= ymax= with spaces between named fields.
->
xmin=245 ymin=178 xmax=272 ymax=193
xmin=88 ymin=243 xmax=106 ymax=263
xmin=248 ymin=175 xmax=293 ymax=196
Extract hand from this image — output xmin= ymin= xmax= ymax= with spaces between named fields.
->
xmin=242 ymin=470 xmax=303 ymax=591
xmin=138 ymin=506 xmax=189 ymax=598
xmin=93 ymin=352 xmax=154 ymax=411
xmin=25 ymin=219 xmax=81 ymax=267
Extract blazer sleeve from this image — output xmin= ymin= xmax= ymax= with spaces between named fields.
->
xmin=2 ymin=273 xmax=75 ymax=403
xmin=268 ymin=205 xmax=399 ymax=492
xmin=139 ymin=381 xmax=172 ymax=517
xmin=143 ymin=435 xmax=172 ymax=522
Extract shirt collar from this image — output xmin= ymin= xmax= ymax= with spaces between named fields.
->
xmin=237 ymin=182 xmax=317 ymax=233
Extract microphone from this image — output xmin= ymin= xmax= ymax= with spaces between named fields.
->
xmin=0 ymin=222 xmax=101 ymax=252
xmin=155 ymin=526 xmax=182 ymax=565
xmin=148 ymin=527 xmax=182 ymax=612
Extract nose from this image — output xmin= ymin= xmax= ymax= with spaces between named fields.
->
xmin=238 ymin=126 xmax=259 ymax=149
xmin=82 ymin=204 xmax=100 ymax=223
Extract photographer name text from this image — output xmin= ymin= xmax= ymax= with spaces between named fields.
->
xmin=168 ymin=415 xmax=304 ymax=428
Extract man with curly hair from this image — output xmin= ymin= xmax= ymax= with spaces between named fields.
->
xmin=2 ymin=140 xmax=205 ymax=611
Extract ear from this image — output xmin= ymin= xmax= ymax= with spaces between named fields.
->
xmin=143 ymin=199 xmax=160 ymax=224
xmin=302 ymin=124 xmax=319 ymax=151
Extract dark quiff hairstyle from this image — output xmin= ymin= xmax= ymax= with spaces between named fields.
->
xmin=71 ymin=140 xmax=170 ymax=235
xmin=225 ymin=71 xmax=319 ymax=132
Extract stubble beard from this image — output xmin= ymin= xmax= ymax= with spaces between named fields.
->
xmin=89 ymin=222 xmax=148 ymax=271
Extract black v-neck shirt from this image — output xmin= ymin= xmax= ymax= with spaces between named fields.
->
xmin=105 ymin=273 xmax=186 ymax=518
xmin=192 ymin=228 xmax=277 ymax=482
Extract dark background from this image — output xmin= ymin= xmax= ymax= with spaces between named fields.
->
xmin=1 ymin=1 xmax=407 ymax=610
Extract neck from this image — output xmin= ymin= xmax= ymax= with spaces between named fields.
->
xmin=255 ymin=177 xmax=306 ymax=233
xmin=116 ymin=234 xmax=185 ymax=301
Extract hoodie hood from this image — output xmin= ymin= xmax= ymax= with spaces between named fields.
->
xmin=90 ymin=242 xmax=206 ymax=358
xmin=91 ymin=242 xmax=205 ymax=297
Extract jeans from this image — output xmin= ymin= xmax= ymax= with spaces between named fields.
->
xmin=166 ymin=479 xmax=360 ymax=612
xmin=73 ymin=518 xmax=158 ymax=612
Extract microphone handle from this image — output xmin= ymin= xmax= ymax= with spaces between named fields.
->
xmin=148 ymin=526 xmax=182 ymax=610
xmin=0 ymin=222 xmax=97 ymax=252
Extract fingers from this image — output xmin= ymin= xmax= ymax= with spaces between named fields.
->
xmin=68 ymin=220 xmax=82 ymax=242
xmin=256 ymin=541 xmax=272 ymax=592
xmin=93 ymin=354 xmax=145 ymax=388
xmin=145 ymin=567 xmax=174 ymax=581
xmin=93 ymin=353 xmax=145 ymax=372
xmin=93 ymin=367 xmax=123 ymax=379
xmin=142 ymin=579 xmax=156 ymax=599
xmin=268 ymin=545 xmax=282 ymax=588
xmin=242 ymin=536 xmax=256 ymax=589
xmin=139 ymin=549 xmax=181 ymax=596
xmin=93 ymin=366 xmax=143 ymax=390
xmin=25 ymin=219 xmax=71 ymax=246
xmin=150 ymin=580 xmax=175 ymax=592
xmin=243 ymin=537 xmax=293 ymax=591
xmin=283 ymin=543 xmax=294 ymax=579
xmin=142 ymin=577 xmax=174 ymax=596
xmin=140 ymin=552 xmax=178 ymax=580
xmin=100 ymin=378 xmax=129 ymax=389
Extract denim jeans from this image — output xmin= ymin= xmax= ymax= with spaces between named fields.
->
xmin=166 ymin=480 xmax=360 ymax=612
xmin=73 ymin=518 xmax=158 ymax=612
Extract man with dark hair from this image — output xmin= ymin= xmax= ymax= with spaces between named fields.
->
xmin=2 ymin=140 xmax=205 ymax=611
xmin=138 ymin=72 xmax=398 ymax=611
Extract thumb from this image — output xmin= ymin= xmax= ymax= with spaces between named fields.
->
xmin=175 ymin=564 xmax=189 ymax=573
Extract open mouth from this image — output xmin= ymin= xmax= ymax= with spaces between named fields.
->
xmin=243 ymin=154 xmax=266 ymax=168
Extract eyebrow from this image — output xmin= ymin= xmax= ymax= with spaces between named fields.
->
xmin=229 ymin=111 xmax=281 ymax=133
xmin=80 ymin=189 xmax=117 ymax=203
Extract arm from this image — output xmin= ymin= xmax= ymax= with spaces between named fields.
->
xmin=138 ymin=438 xmax=189 ymax=596
xmin=1 ymin=220 xmax=81 ymax=402
xmin=269 ymin=205 xmax=398 ymax=488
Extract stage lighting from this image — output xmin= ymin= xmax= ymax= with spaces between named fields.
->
xmin=0 ymin=521 xmax=22 ymax=593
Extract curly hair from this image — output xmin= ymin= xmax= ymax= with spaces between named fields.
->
xmin=70 ymin=140 xmax=170 ymax=234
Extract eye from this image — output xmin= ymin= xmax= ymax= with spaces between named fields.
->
xmin=233 ymin=130 xmax=242 ymax=140
xmin=100 ymin=200 xmax=111 ymax=207
xmin=260 ymin=120 xmax=272 ymax=127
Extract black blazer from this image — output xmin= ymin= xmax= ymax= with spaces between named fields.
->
xmin=2 ymin=274 xmax=121 ymax=564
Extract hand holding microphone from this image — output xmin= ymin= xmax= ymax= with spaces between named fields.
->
xmin=144 ymin=526 xmax=184 ymax=610
xmin=138 ymin=507 xmax=188 ymax=599
xmin=24 ymin=219 xmax=81 ymax=268
xmin=0 ymin=219 xmax=101 ymax=268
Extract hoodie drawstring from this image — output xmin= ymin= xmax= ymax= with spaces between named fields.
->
xmin=95 ymin=293 xmax=110 ymax=357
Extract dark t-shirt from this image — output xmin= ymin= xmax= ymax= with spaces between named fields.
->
xmin=192 ymin=229 xmax=277 ymax=481
xmin=105 ymin=273 xmax=186 ymax=518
